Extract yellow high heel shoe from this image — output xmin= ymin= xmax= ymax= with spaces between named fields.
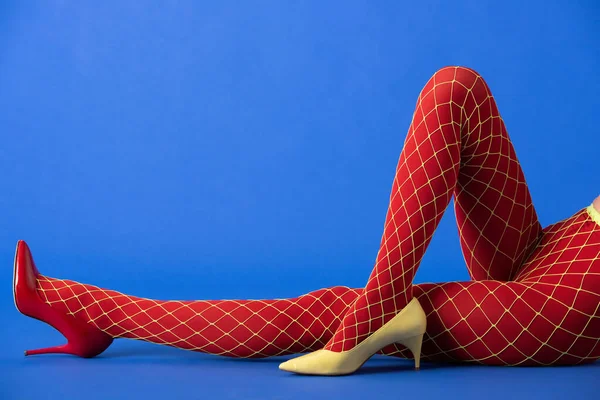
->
xmin=279 ymin=297 xmax=427 ymax=375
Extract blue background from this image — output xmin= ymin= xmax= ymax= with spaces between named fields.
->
xmin=1 ymin=1 xmax=598 ymax=399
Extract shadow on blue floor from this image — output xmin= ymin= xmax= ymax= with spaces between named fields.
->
xmin=1 ymin=315 xmax=598 ymax=400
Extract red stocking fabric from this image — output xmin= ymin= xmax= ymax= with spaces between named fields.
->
xmin=37 ymin=281 xmax=358 ymax=358
xmin=385 ymin=207 xmax=600 ymax=366
xmin=325 ymin=66 xmax=541 ymax=352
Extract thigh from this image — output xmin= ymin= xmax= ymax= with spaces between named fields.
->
xmin=448 ymin=67 xmax=542 ymax=281
xmin=381 ymin=278 xmax=600 ymax=365
xmin=515 ymin=206 xmax=600 ymax=284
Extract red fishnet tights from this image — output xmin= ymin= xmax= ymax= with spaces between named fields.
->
xmin=37 ymin=67 xmax=600 ymax=365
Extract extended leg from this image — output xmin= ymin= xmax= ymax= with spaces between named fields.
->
xmin=36 ymin=258 xmax=600 ymax=365
xmin=37 ymin=276 xmax=358 ymax=358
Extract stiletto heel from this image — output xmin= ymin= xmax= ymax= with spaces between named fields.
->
xmin=25 ymin=345 xmax=69 ymax=356
xmin=279 ymin=297 xmax=427 ymax=375
xmin=400 ymin=334 xmax=423 ymax=370
xmin=13 ymin=240 xmax=113 ymax=358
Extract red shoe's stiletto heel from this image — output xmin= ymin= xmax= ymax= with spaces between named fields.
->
xmin=13 ymin=240 xmax=113 ymax=358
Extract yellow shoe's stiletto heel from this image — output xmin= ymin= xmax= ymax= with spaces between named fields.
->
xmin=279 ymin=297 xmax=427 ymax=375
xmin=400 ymin=334 xmax=423 ymax=370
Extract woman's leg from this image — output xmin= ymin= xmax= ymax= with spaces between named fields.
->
xmin=387 ymin=280 xmax=600 ymax=366
xmin=324 ymin=66 xmax=542 ymax=353
xmin=36 ymin=277 xmax=358 ymax=358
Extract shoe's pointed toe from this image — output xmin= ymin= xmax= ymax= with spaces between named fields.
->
xmin=277 ymin=350 xmax=347 ymax=375
xmin=279 ymin=352 xmax=321 ymax=374
xmin=13 ymin=240 xmax=40 ymax=312
xmin=278 ymin=360 xmax=296 ymax=372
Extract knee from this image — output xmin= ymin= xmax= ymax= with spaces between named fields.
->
xmin=431 ymin=65 xmax=482 ymax=80
xmin=427 ymin=66 xmax=485 ymax=92
xmin=420 ymin=66 xmax=490 ymax=110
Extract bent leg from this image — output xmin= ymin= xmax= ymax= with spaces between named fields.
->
xmin=325 ymin=66 xmax=542 ymax=353
xmin=452 ymin=71 xmax=541 ymax=281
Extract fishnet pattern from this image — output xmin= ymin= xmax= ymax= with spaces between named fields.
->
xmin=36 ymin=207 xmax=600 ymax=364
xmin=37 ymin=282 xmax=357 ymax=358
xmin=33 ymin=66 xmax=600 ymax=365
xmin=324 ymin=66 xmax=541 ymax=351
xmin=382 ymin=207 xmax=600 ymax=365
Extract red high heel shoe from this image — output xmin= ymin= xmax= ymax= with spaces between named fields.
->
xmin=13 ymin=240 xmax=113 ymax=357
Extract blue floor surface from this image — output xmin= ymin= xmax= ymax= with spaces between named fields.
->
xmin=2 ymin=306 xmax=598 ymax=400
